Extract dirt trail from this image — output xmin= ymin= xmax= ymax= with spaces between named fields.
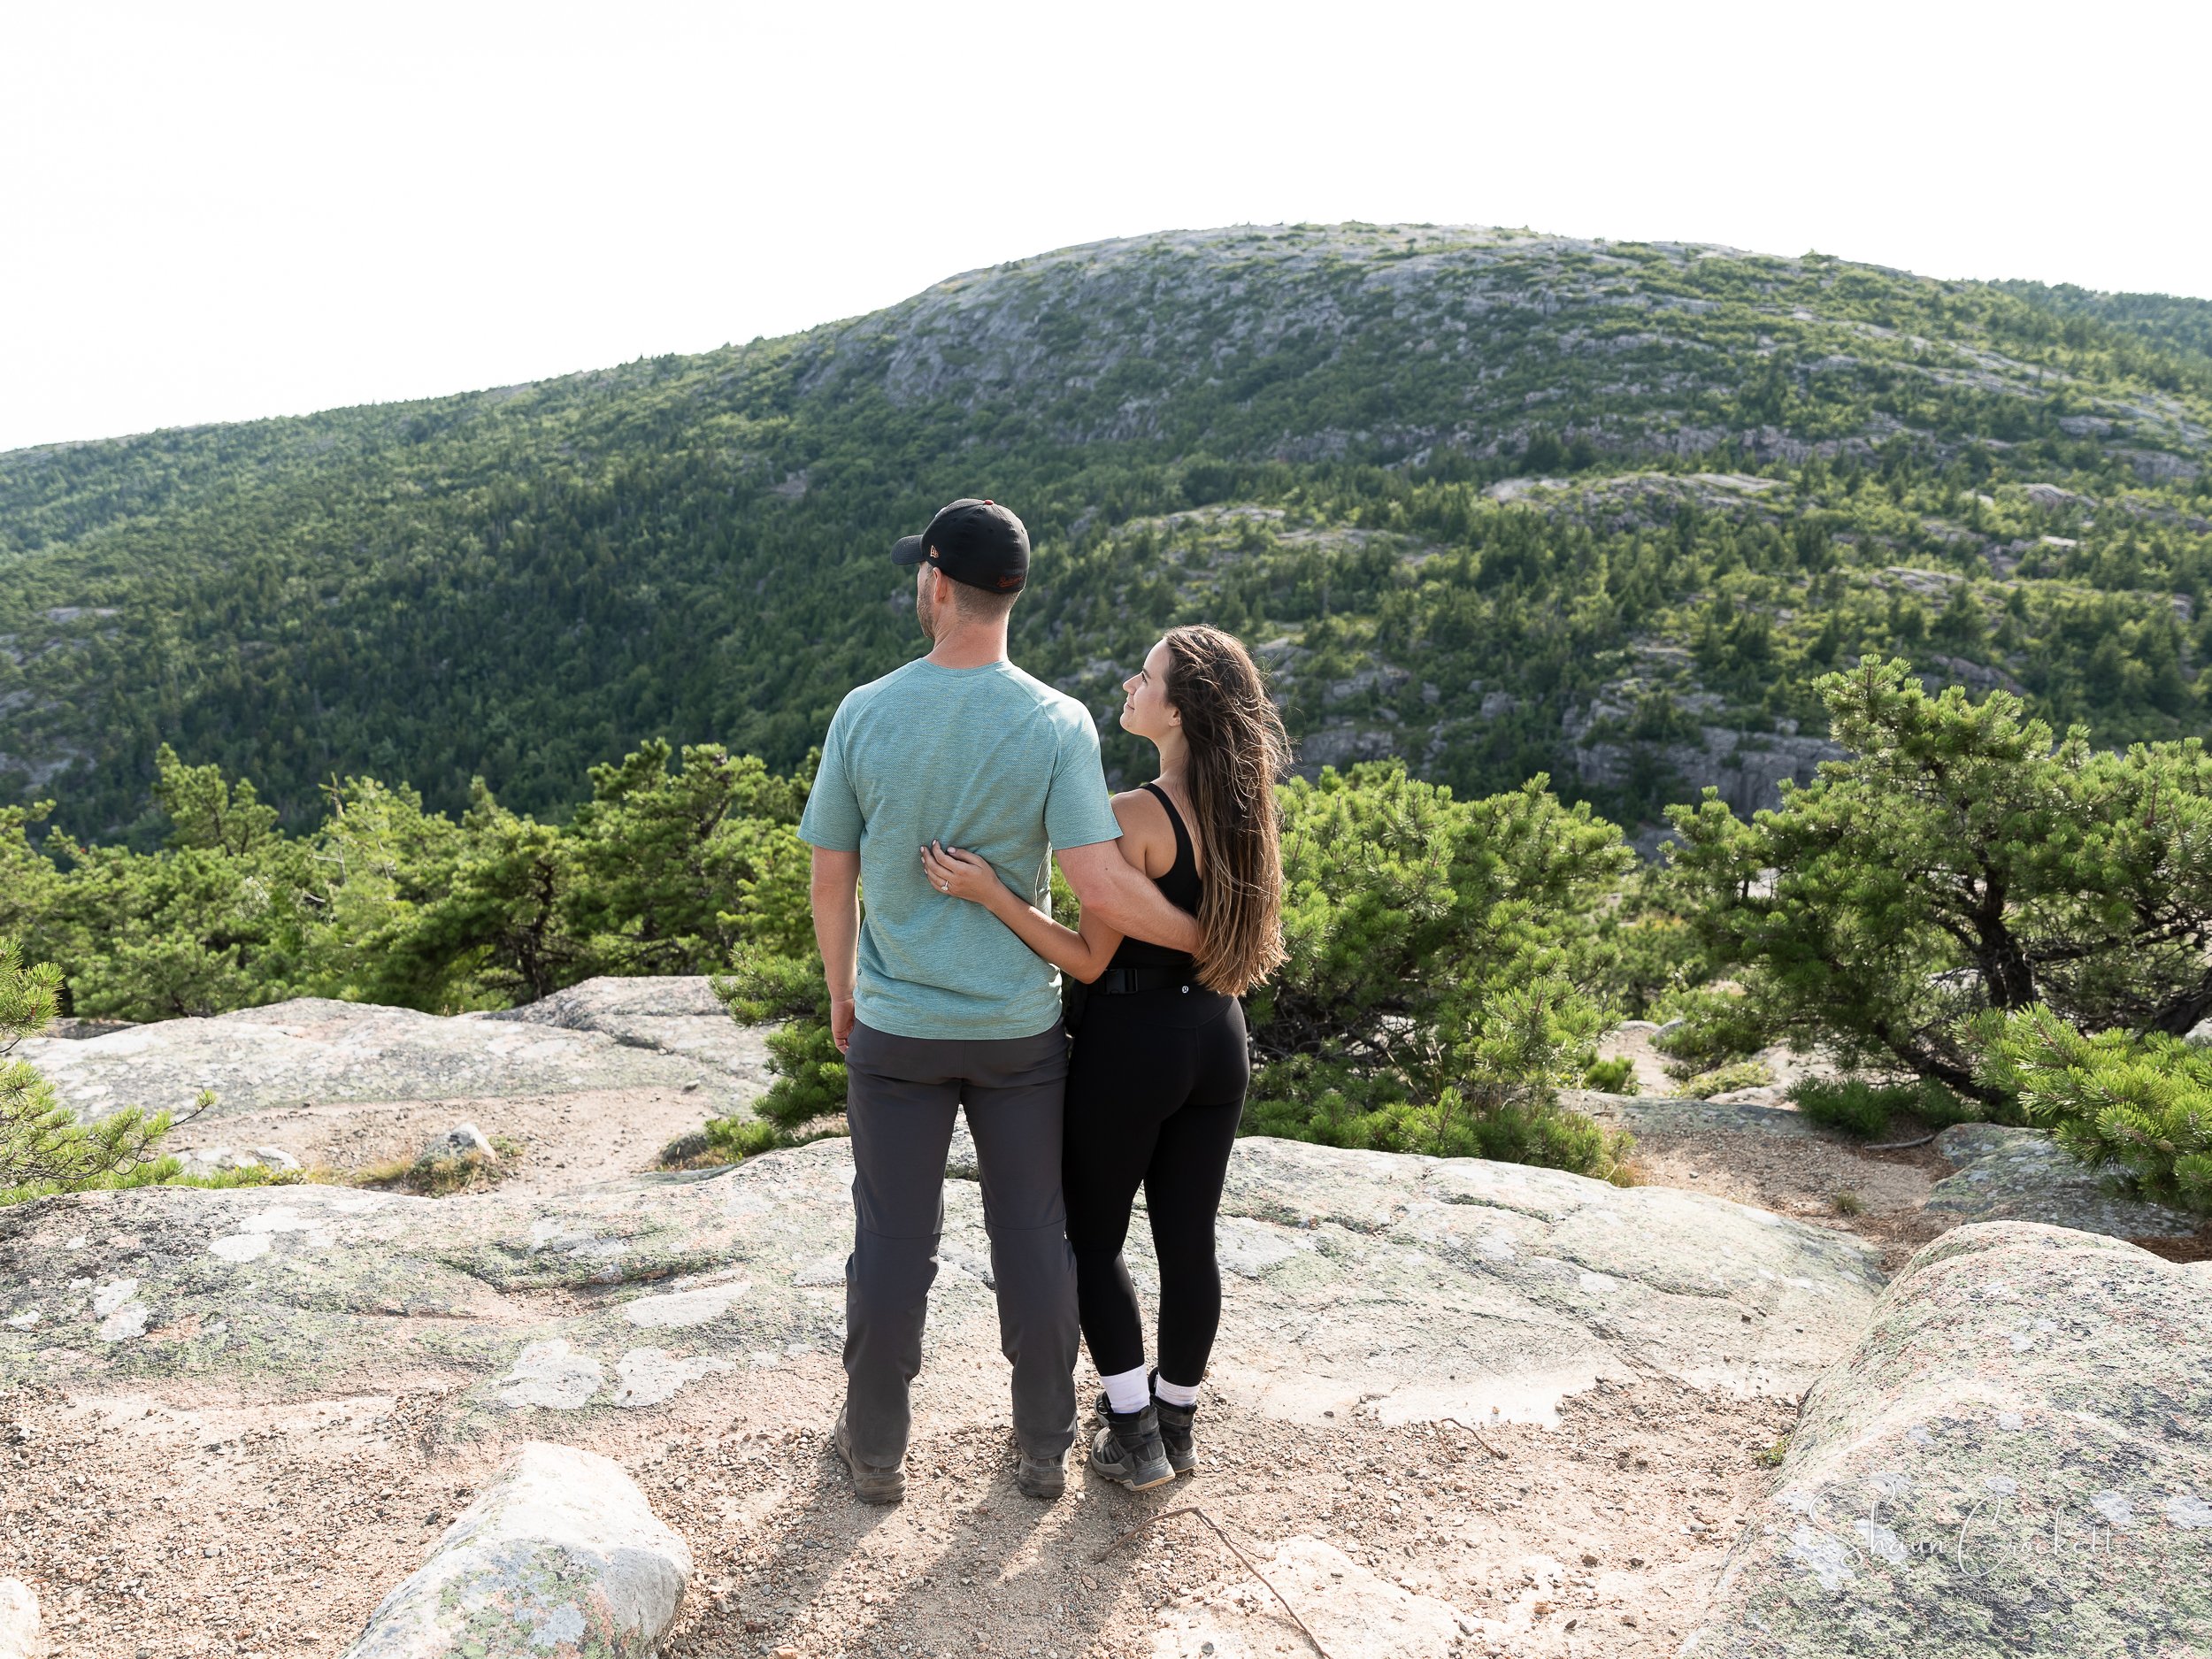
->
xmin=4 ymin=1361 xmax=1793 ymax=1659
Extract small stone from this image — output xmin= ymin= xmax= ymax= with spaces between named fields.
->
xmin=422 ymin=1122 xmax=495 ymax=1160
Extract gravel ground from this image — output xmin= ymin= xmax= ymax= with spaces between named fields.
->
xmin=2 ymin=1362 xmax=1795 ymax=1659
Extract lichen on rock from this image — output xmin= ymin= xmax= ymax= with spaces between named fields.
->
xmin=1687 ymin=1221 xmax=2212 ymax=1657
xmin=335 ymin=1440 xmax=689 ymax=1659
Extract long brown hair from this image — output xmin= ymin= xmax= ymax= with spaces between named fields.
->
xmin=1161 ymin=625 xmax=1291 ymax=995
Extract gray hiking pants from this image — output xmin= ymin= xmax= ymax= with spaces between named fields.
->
xmin=840 ymin=1019 xmax=1079 ymax=1467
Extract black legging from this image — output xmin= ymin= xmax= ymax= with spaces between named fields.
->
xmin=1062 ymin=987 xmax=1248 ymax=1385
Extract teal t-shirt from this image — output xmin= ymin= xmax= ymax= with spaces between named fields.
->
xmin=797 ymin=657 xmax=1123 ymax=1041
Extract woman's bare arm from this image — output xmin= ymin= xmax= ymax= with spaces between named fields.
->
xmin=925 ymin=841 xmax=1123 ymax=980
xmin=921 ymin=791 xmax=1171 ymax=983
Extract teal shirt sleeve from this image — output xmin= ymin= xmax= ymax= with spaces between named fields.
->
xmin=1044 ymin=708 xmax=1122 ymax=851
xmin=797 ymin=703 xmax=863 ymax=851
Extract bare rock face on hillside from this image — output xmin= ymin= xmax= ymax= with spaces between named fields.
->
xmin=1686 ymin=1223 xmax=2212 ymax=1657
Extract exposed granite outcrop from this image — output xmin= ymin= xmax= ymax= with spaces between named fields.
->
xmin=1687 ymin=1223 xmax=2212 ymax=1657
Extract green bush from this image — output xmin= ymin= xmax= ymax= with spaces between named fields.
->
xmin=1243 ymin=764 xmax=1636 ymax=1181
xmin=1652 ymin=989 xmax=1769 ymax=1078
xmin=1683 ymin=1059 xmax=1775 ymax=1097
xmin=1974 ymin=1008 xmax=2212 ymax=1215
xmin=1669 ymin=658 xmax=2212 ymax=1103
xmin=706 ymin=945 xmax=848 ymax=1158
xmin=1580 ymin=1056 xmax=1639 ymax=1094
xmin=14 ymin=741 xmax=814 ymax=1024
xmin=1 ymin=936 xmax=268 ymax=1206
xmin=1787 ymin=1076 xmax=1985 ymax=1141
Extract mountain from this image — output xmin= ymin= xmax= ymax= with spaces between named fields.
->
xmin=4 ymin=223 xmax=2210 ymax=843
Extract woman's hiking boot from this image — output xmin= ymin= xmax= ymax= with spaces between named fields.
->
xmin=1150 ymin=1379 xmax=1197 ymax=1478
xmin=1089 ymin=1402 xmax=1177 ymax=1491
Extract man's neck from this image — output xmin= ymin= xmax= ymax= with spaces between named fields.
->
xmin=925 ymin=623 xmax=1010 ymax=670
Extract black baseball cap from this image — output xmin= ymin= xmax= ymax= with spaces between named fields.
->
xmin=891 ymin=498 xmax=1029 ymax=593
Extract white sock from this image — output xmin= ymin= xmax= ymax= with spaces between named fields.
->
xmin=1101 ymin=1365 xmax=1151 ymax=1415
xmin=1154 ymin=1375 xmax=1200 ymax=1408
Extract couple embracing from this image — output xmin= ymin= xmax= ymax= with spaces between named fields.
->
xmin=797 ymin=496 xmax=1289 ymax=1503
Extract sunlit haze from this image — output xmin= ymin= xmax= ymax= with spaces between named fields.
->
xmin=4 ymin=0 xmax=2206 ymax=453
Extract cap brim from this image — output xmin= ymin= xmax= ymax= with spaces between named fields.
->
xmin=891 ymin=534 xmax=927 ymax=565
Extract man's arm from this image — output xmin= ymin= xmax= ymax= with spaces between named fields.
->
xmin=1056 ymin=840 xmax=1201 ymax=955
xmin=810 ymin=846 xmax=863 ymax=1052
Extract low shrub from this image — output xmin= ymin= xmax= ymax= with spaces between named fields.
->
xmin=1580 ymin=1056 xmax=1640 ymax=1094
xmin=1683 ymin=1059 xmax=1776 ymax=1097
xmin=699 ymin=1117 xmax=787 ymax=1164
xmin=1974 ymin=1008 xmax=2212 ymax=1216
xmin=355 ymin=1134 xmax=523 ymax=1196
xmin=708 ymin=946 xmax=845 ymax=1158
xmin=1653 ymin=988 xmax=1768 ymax=1079
xmin=1787 ymin=1075 xmax=1985 ymax=1141
xmin=1243 ymin=1060 xmax=1635 ymax=1184
xmin=3 ymin=937 xmax=271 ymax=1206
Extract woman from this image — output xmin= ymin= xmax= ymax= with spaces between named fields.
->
xmin=922 ymin=624 xmax=1288 ymax=1492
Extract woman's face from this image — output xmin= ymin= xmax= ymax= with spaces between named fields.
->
xmin=1119 ymin=639 xmax=1179 ymax=741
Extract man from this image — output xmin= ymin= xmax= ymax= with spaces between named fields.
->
xmin=797 ymin=497 xmax=1199 ymax=1504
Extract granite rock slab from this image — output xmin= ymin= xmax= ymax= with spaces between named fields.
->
xmin=0 ymin=1580 xmax=37 ymax=1659
xmin=0 ymin=1134 xmax=1885 ymax=1437
xmin=18 ymin=987 xmax=766 ymax=1123
xmin=1686 ymin=1222 xmax=2212 ymax=1658
xmin=479 ymin=974 xmax=772 ymax=1085
xmin=1928 ymin=1124 xmax=2196 ymax=1240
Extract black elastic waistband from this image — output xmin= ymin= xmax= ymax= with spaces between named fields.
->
xmin=1091 ymin=966 xmax=1195 ymax=995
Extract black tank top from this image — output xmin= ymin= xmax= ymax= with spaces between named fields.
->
xmin=1105 ymin=782 xmax=1201 ymax=972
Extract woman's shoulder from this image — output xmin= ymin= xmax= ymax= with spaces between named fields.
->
xmin=1110 ymin=784 xmax=1167 ymax=818
xmin=1109 ymin=786 xmax=1176 ymax=875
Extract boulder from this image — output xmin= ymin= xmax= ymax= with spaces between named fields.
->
xmin=1929 ymin=1123 xmax=2195 ymax=1240
xmin=0 ymin=1580 xmax=36 ymax=1659
xmin=16 ymin=987 xmax=764 ymax=1123
xmin=337 ymin=1441 xmax=690 ymax=1659
xmin=1687 ymin=1222 xmax=2212 ymax=1656
xmin=167 ymin=1143 xmax=303 ymax=1179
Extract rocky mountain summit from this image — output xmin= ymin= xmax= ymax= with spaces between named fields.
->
xmin=9 ymin=221 xmax=2210 ymax=840
xmin=2 ymin=980 xmax=2206 ymax=1657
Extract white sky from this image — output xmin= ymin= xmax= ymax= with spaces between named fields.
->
xmin=3 ymin=0 xmax=2207 ymax=455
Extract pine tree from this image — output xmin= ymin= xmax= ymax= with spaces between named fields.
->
xmin=1 ymin=938 xmax=211 ymax=1203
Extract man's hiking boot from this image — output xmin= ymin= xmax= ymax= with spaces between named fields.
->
xmin=1016 ymin=1422 xmax=1074 ymax=1501
xmin=833 ymin=1407 xmax=905 ymax=1505
xmin=1089 ymin=1402 xmax=1177 ymax=1492
xmin=1150 ymin=1378 xmax=1197 ymax=1478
